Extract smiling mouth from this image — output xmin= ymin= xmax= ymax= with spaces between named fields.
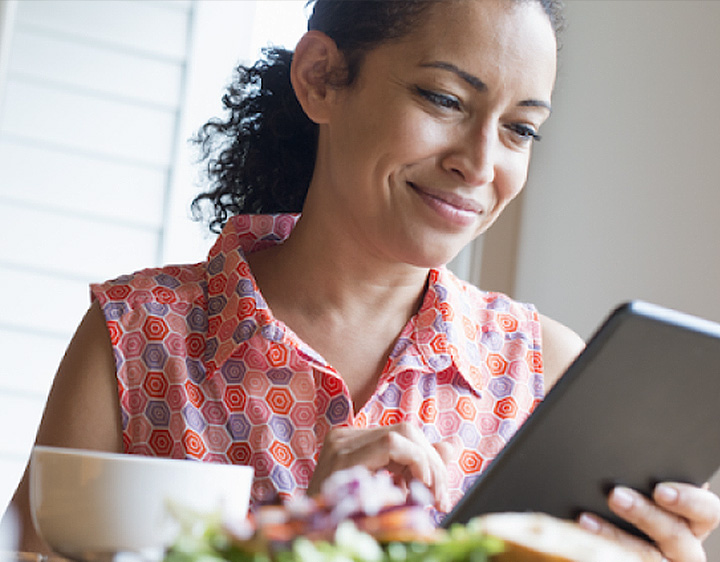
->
xmin=408 ymin=182 xmax=484 ymax=226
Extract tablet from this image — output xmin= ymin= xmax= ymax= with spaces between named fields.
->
xmin=441 ymin=300 xmax=720 ymax=539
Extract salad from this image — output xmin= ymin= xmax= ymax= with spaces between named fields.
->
xmin=164 ymin=467 xmax=504 ymax=562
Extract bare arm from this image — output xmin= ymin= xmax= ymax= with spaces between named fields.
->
xmin=539 ymin=313 xmax=585 ymax=392
xmin=1 ymin=300 xmax=122 ymax=554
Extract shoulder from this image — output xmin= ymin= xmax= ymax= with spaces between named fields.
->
xmin=539 ymin=313 xmax=585 ymax=391
xmin=433 ymin=268 xmax=581 ymax=389
xmin=91 ymin=263 xmax=207 ymax=307
xmin=434 ymin=269 xmax=541 ymax=339
xmin=437 ymin=268 xmax=536 ymax=317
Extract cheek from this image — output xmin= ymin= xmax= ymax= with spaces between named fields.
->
xmin=335 ymin=107 xmax=439 ymax=177
xmin=497 ymin=152 xmax=532 ymax=202
xmin=389 ymin=107 xmax=452 ymax=158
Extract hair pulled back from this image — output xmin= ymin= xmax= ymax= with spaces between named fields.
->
xmin=192 ymin=0 xmax=564 ymax=233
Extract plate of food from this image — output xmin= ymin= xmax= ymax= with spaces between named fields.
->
xmin=163 ymin=466 xmax=641 ymax=562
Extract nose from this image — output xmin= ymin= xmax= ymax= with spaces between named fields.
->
xmin=441 ymin=123 xmax=496 ymax=187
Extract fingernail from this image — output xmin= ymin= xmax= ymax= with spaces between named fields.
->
xmin=655 ymin=483 xmax=679 ymax=505
xmin=611 ymin=486 xmax=635 ymax=511
xmin=578 ymin=513 xmax=601 ymax=533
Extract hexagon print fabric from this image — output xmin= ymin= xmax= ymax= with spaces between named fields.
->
xmin=91 ymin=214 xmax=544 ymax=509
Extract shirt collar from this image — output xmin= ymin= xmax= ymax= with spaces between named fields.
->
xmin=203 ymin=214 xmax=300 ymax=373
xmin=203 ymin=214 xmax=488 ymax=390
xmin=387 ymin=267 xmax=489 ymax=390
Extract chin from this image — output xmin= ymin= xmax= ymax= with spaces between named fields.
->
xmin=415 ymin=233 xmax=478 ymax=269
xmin=388 ymin=223 xmax=480 ymax=270
xmin=401 ymin=245 xmax=467 ymax=270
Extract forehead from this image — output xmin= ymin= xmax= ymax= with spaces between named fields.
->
xmin=383 ymin=0 xmax=557 ymax=93
xmin=412 ymin=0 xmax=556 ymax=52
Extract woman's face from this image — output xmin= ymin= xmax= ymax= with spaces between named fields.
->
xmin=312 ymin=0 xmax=558 ymax=269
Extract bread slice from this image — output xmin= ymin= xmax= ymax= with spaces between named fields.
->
xmin=470 ymin=513 xmax=644 ymax=562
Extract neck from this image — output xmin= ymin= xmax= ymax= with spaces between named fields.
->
xmin=247 ymin=211 xmax=430 ymax=326
xmin=245 ymin=209 xmax=434 ymax=411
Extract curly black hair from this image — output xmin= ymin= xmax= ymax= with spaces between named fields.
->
xmin=192 ymin=47 xmax=315 ymax=230
xmin=192 ymin=0 xmax=565 ymax=233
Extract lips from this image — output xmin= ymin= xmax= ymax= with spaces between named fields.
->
xmin=409 ymin=182 xmax=484 ymax=214
xmin=408 ymin=181 xmax=484 ymax=226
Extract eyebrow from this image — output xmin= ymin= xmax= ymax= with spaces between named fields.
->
xmin=419 ymin=60 xmax=552 ymax=113
xmin=519 ymin=98 xmax=553 ymax=113
xmin=420 ymin=61 xmax=487 ymax=92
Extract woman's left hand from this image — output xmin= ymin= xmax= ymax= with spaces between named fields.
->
xmin=578 ymin=482 xmax=720 ymax=561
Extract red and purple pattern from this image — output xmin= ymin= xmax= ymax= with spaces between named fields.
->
xmin=91 ymin=214 xmax=544 ymax=509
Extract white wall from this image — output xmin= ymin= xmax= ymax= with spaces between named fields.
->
xmin=516 ymin=0 xmax=720 ymax=338
xmin=0 ymin=1 xmax=16 ymax=100
xmin=509 ymin=1 xmax=720 ymax=556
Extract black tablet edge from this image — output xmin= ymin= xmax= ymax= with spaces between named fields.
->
xmin=439 ymin=299 xmax=720 ymax=530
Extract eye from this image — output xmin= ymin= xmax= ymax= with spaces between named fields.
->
xmin=414 ymin=86 xmax=462 ymax=111
xmin=505 ymin=123 xmax=542 ymax=143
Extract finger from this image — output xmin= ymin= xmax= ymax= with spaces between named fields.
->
xmin=432 ymin=433 xmax=462 ymax=464
xmin=417 ymin=430 xmax=452 ymax=511
xmin=608 ymin=486 xmax=705 ymax=562
xmin=386 ymin=430 xmax=433 ymax=486
xmin=387 ymin=430 xmax=448 ymax=505
xmin=432 ymin=440 xmax=455 ymax=464
xmin=393 ymin=424 xmax=450 ymax=504
xmin=389 ymin=424 xmax=453 ymax=512
xmin=577 ymin=512 xmax=664 ymax=561
xmin=653 ymin=482 xmax=720 ymax=540
xmin=323 ymin=426 xmax=431 ymax=483
xmin=310 ymin=424 xmax=450 ymax=511
xmin=309 ymin=427 xmax=395 ymax=495
xmin=431 ymin=438 xmax=459 ymax=512
xmin=312 ymin=426 xmax=431 ymax=493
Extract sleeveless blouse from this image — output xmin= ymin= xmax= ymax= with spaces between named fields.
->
xmin=91 ymin=214 xmax=544 ymax=509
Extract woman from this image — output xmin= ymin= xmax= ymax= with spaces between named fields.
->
xmin=4 ymin=1 xmax=719 ymax=559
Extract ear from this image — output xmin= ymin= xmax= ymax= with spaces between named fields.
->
xmin=290 ymin=31 xmax=344 ymax=124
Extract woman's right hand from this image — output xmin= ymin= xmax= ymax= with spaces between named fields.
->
xmin=307 ymin=422 xmax=453 ymax=513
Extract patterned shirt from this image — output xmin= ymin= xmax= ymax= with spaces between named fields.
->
xmin=91 ymin=214 xmax=544 ymax=509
